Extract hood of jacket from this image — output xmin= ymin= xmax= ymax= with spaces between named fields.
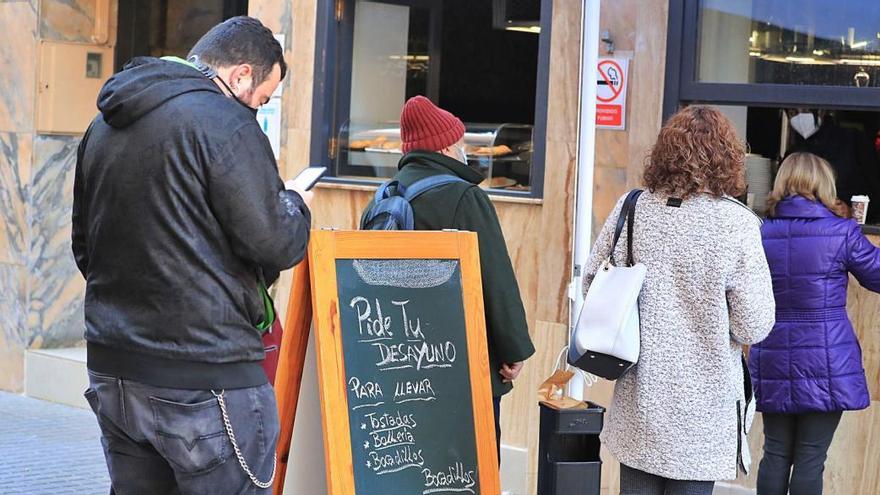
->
xmin=97 ymin=57 xmax=222 ymax=128
xmin=397 ymin=151 xmax=485 ymax=185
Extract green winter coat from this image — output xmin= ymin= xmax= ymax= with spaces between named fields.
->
xmin=360 ymin=151 xmax=535 ymax=397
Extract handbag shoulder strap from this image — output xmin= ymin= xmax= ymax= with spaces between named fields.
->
xmin=610 ymin=189 xmax=644 ymax=266
xmin=722 ymin=196 xmax=763 ymax=223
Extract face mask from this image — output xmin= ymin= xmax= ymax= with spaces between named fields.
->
xmin=791 ymin=112 xmax=819 ymax=139
xmin=453 ymin=145 xmax=469 ymax=165
xmin=216 ymin=75 xmax=258 ymax=118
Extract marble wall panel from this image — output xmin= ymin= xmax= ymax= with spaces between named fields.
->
xmin=0 ymin=0 xmax=38 ymax=133
xmin=39 ymin=0 xmax=96 ymax=42
xmin=0 ymin=133 xmax=32 ymax=265
xmin=28 ymin=135 xmax=84 ymax=347
xmin=533 ymin=0 xmax=581 ymax=325
xmin=591 ymin=166 xmax=628 ymax=240
xmin=0 ymin=264 xmax=28 ymax=391
xmin=277 ymin=0 xmax=312 ymax=175
xmin=544 ymin=0 xmax=581 ymax=144
xmin=847 ymin=259 xmax=880 ymax=399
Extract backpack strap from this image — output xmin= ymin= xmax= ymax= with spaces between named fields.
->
xmin=374 ymin=180 xmax=404 ymax=202
xmin=401 ymin=175 xmax=467 ymax=202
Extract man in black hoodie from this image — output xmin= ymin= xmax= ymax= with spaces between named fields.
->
xmin=72 ymin=17 xmax=310 ymax=493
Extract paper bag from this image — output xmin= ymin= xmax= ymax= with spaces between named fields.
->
xmin=537 ymin=370 xmax=588 ymax=410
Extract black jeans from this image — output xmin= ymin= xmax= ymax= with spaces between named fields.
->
xmin=84 ymin=369 xmax=279 ymax=495
xmin=619 ymin=464 xmax=715 ymax=495
xmin=757 ymin=411 xmax=843 ymax=495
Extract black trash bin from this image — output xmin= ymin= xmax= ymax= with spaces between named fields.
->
xmin=536 ymin=401 xmax=605 ymax=495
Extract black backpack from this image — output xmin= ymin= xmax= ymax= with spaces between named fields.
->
xmin=361 ymin=175 xmax=466 ymax=230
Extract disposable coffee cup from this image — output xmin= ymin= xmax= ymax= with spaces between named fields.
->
xmin=851 ymin=195 xmax=870 ymax=224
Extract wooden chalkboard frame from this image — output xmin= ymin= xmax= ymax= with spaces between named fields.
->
xmin=273 ymin=259 xmax=313 ymax=494
xmin=308 ymin=230 xmax=500 ymax=495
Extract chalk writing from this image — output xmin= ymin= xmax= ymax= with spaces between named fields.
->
xmin=373 ymin=341 xmax=457 ymax=371
xmin=337 ymin=259 xmax=480 ymax=494
xmin=394 ymin=379 xmax=436 ymax=403
xmin=422 ymin=463 xmax=477 ymax=494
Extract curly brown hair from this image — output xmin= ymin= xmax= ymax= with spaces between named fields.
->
xmin=643 ymin=105 xmax=746 ymax=199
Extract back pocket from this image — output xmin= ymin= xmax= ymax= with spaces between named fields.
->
xmin=83 ymin=388 xmax=99 ymax=416
xmin=149 ymin=395 xmax=227 ymax=474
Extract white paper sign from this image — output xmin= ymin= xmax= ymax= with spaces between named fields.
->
xmin=257 ymin=97 xmax=282 ymax=159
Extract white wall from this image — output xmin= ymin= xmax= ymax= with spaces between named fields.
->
xmin=282 ymin=330 xmax=327 ymax=495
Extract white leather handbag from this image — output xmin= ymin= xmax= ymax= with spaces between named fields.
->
xmin=569 ymin=189 xmax=645 ymax=380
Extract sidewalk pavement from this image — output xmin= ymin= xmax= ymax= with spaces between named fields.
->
xmin=0 ymin=391 xmax=753 ymax=495
xmin=0 ymin=391 xmax=110 ymax=494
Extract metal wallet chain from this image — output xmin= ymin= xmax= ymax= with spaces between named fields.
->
xmin=211 ymin=390 xmax=277 ymax=489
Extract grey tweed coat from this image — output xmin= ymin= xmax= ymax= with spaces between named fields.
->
xmin=583 ymin=191 xmax=775 ymax=481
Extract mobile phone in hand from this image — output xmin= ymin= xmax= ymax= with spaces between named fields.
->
xmin=286 ymin=166 xmax=327 ymax=192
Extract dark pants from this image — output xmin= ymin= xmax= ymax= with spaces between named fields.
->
xmin=84 ymin=369 xmax=279 ymax=495
xmin=757 ymin=411 xmax=843 ymax=495
xmin=620 ymin=464 xmax=715 ymax=495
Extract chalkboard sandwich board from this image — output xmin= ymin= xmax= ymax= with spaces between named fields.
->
xmin=309 ymin=230 xmax=500 ymax=495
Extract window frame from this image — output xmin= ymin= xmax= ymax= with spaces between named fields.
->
xmin=663 ymin=0 xmax=880 ymax=120
xmin=309 ymin=0 xmax=553 ymax=198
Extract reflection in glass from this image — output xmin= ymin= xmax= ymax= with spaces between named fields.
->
xmin=699 ymin=0 xmax=880 ymax=86
xmin=334 ymin=0 xmax=541 ymax=193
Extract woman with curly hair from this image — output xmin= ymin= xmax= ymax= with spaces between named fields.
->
xmin=582 ymin=105 xmax=776 ymax=494
xmin=750 ymin=152 xmax=880 ymax=495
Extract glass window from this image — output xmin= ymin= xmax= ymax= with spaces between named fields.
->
xmin=337 ymin=1 xmax=435 ymax=179
xmin=693 ymin=104 xmax=880 ymax=225
xmin=324 ymin=0 xmax=549 ymax=195
xmin=698 ymin=0 xmax=880 ymax=87
xmin=115 ymin=0 xmax=249 ymax=71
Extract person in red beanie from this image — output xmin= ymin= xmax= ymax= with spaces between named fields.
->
xmin=360 ymin=95 xmax=535 ymax=461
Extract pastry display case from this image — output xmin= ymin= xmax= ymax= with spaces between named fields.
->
xmin=335 ymin=121 xmax=535 ymax=192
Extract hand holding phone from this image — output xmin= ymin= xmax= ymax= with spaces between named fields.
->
xmin=285 ymin=166 xmax=326 ymax=192
xmin=284 ymin=167 xmax=326 ymax=208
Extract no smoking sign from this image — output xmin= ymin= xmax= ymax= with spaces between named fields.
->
xmin=596 ymin=58 xmax=629 ymax=130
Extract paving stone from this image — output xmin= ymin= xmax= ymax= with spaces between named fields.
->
xmin=0 ymin=392 xmax=110 ymax=494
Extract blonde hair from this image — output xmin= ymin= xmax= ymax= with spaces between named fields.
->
xmin=766 ymin=152 xmax=849 ymax=218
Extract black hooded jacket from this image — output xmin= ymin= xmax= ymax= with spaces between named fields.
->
xmin=72 ymin=57 xmax=311 ymax=389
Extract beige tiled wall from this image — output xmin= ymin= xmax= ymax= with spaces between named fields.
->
xmin=0 ymin=1 xmax=39 ymax=391
xmin=0 ymin=1 xmax=38 ymax=134
xmin=30 ymin=135 xmax=86 ymax=347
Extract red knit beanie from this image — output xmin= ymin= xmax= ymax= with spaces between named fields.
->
xmin=400 ymin=96 xmax=465 ymax=154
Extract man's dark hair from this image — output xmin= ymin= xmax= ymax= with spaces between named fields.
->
xmin=188 ymin=16 xmax=287 ymax=86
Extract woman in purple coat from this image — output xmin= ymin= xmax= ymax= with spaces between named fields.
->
xmin=750 ymin=152 xmax=880 ymax=494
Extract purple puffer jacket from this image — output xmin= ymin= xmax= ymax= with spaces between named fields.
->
xmin=749 ymin=196 xmax=880 ymax=414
